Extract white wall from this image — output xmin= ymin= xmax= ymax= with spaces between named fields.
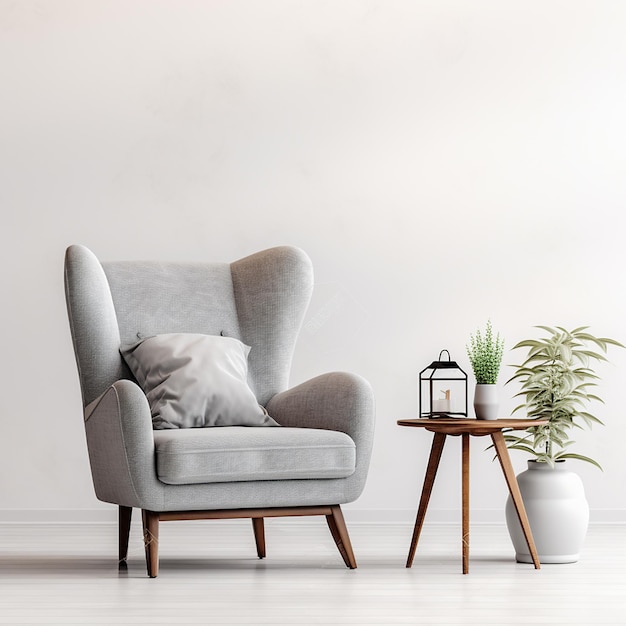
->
xmin=2 ymin=0 xmax=625 ymax=523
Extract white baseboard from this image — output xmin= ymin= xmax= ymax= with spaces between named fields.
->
xmin=342 ymin=508 xmax=626 ymax=524
xmin=1 ymin=508 xmax=624 ymax=524
xmin=0 ymin=508 xmax=118 ymax=523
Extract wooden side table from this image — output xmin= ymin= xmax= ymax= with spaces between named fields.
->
xmin=397 ymin=418 xmax=548 ymax=574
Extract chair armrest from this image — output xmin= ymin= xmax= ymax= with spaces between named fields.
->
xmin=266 ymin=372 xmax=373 ymax=432
xmin=266 ymin=372 xmax=376 ymax=498
xmin=84 ymin=379 xmax=163 ymax=510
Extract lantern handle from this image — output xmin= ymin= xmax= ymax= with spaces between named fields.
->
xmin=438 ymin=349 xmax=451 ymax=362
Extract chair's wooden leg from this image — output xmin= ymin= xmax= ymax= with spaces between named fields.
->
xmin=406 ymin=431 xmax=447 ymax=567
xmin=252 ymin=517 xmax=266 ymax=559
xmin=141 ymin=510 xmax=160 ymax=578
xmin=491 ymin=431 xmax=541 ymax=569
xmin=326 ymin=505 xmax=357 ymax=569
xmin=118 ymin=505 xmax=133 ymax=564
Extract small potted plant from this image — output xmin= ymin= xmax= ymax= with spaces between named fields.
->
xmin=504 ymin=325 xmax=623 ymax=564
xmin=466 ymin=320 xmax=504 ymax=419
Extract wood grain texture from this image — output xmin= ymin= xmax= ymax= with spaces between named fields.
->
xmin=325 ymin=505 xmax=357 ymax=569
xmin=397 ymin=418 xmax=549 ymax=437
xmin=400 ymin=419 xmax=544 ymax=574
xmin=141 ymin=509 xmax=159 ymax=578
xmin=118 ymin=506 xmax=132 ymax=564
xmin=252 ymin=517 xmax=266 ymax=559
xmin=491 ymin=430 xmax=541 ymax=569
xmin=405 ymin=431 xmax=446 ymax=568
xmin=462 ymin=432 xmax=470 ymax=574
xmin=138 ymin=505 xmax=354 ymax=576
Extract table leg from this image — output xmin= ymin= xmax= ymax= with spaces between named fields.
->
xmin=491 ymin=431 xmax=541 ymax=569
xmin=462 ymin=432 xmax=470 ymax=574
xmin=406 ymin=432 xmax=447 ymax=568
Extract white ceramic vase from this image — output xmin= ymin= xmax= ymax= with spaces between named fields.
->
xmin=473 ymin=383 xmax=498 ymax=420
xmin=505 ymin=460 xmax=589 ymax=564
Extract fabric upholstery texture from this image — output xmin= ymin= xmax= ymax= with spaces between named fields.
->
xmin=120 ymin=333 xmax=278 ymax=429
xmin=153 ymin=427 xmax=356 ymax=485
xmin=65 ymin=245 xmax=376 ymax=513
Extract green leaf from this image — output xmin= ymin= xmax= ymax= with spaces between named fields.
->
xmin=599 ymin=337 xmax=626 ymax=348
xmin=505 ymin=441 xmax=534 ymax=452
xmin=505 ymin=324 xmax=623 ymax=465
xmin=570 ymin=326 xmax=591 ymax=334
xmin=556 ymin=452 xmax=603 ymax=470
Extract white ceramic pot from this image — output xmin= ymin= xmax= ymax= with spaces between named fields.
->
xmin=505 ymin=460 xmax=589 ymax=564
xmin=473 ymin=383 xmax=498 ymax=420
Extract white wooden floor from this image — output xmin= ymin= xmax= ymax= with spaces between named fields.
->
xmin=1 ymin=520 xmax=624 ymax=625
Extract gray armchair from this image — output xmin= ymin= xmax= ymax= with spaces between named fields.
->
xmin=64 ymin=245 xmax=375 ymax=577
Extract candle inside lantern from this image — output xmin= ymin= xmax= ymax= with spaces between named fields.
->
xmin=432 ymin=389 xmax=451 ymax=413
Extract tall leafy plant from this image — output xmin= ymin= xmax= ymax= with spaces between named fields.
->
xmin=467 ymin=320 xmax=505 ymax=384
xmin=505 ymin=326 xmax=623 ymax=469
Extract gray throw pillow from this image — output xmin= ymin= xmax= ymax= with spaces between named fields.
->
xmin=120 ymin=333 xmax=279 ymax=429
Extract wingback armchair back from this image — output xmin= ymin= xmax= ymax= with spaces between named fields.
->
xmin=64 ymin=244 xmax=375 ymax=577
xmin=65 ymin=245 xmax=311 ymax=409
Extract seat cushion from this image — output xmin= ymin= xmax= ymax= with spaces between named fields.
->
xmin=153 ymin=427 xmax=356 ymax=485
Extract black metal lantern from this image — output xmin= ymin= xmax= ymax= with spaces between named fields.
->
xmin=419 ymin=350 xmax=468 ymax=418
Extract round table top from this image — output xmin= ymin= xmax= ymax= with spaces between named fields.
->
xmin=397 ymin=417 xmax=548 ymax=436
